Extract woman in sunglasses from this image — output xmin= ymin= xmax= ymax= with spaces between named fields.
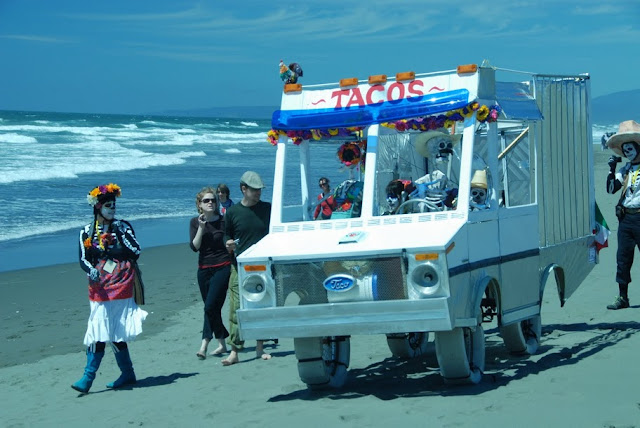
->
xmin=190 ymin=187 xmax=232 ymax=359
xmin=73 ymin=183 xmax=146 ymax=394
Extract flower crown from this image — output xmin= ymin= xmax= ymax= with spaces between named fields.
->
xmin=87 ymin=183 xmax=122 ymax=207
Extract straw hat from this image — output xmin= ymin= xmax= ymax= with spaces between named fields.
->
xmin=607 ymin=120 xmax=640 ymax=156
xmin=471 ymin=170 xmax=488 ymax=189
xmin=414 ymin=129 xmax=462 ymax=158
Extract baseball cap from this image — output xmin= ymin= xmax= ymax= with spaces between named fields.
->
xmin=240 ymin=171 xmax=266 ymax=189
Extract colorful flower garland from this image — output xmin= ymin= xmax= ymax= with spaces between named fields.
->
xmin=337 ymin=141 xmax=363 ymax=167
xmin=266 ymin=102 xmax=501 ymax=145
xmin=267 ymin=127 xmax=363 ymax=146
xmin=381 ymin=102 xmax=501 ymax=132
xmin=83 ymin=220 xmax=115 ymax=250
xmin=87 ymin=183 xmax=122 ymax=207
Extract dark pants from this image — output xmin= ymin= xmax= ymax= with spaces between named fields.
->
xmin=89 ymin=341 xmax=127 ymax=353
xmin=197 ymin=265 xmax=231 ymax=340
xmin=616 ymin=212 xmax=640 ymax=285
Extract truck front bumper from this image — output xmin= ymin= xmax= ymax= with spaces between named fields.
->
xmin=238 ymin=298 xmax=453 ymax=340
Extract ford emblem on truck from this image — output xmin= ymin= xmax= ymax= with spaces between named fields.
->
xmin=323 ymin=274 xmax=355 ymax=292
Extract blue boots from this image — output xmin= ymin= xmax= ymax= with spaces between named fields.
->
xmin=106 ymin=347 xmax=137 ymax=389
xmin=71 ymin=350 xmax=104 ymax=393
xmin=71 ymin=347 xmax=136 ymax=393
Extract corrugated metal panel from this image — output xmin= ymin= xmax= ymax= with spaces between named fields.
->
xmin=536 ymin=76 xmax=592 ymax=247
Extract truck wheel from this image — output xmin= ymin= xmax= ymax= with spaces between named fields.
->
xmin=386 ymin=332 xmax=431 ymax=358
xmin=294 ymin=336 xmax=350 ymax=390
xmin=435 ymin=326 xmax=485 ymax=384
xmin=499 ymin=314 xmax=542 ymax=355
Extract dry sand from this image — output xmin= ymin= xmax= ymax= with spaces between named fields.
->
xmin=1 ymin=150 xmax=638 ymax=427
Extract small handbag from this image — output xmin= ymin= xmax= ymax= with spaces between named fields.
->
xmin=114 ymin=219 xmax=146 ymax=305
xmin=615 ymin=203 xmax=626 ymax=221
xmin=132 ymin=261 xmax=145 ymax=305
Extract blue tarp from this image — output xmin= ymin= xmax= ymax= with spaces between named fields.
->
xmin=495 ymin=81 xmax=543 ymax=120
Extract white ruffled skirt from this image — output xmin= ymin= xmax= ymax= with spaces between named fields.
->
xmin=83 ymin=297 xmax=148 ymax=346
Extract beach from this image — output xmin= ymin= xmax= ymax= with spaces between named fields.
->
xmin=1 ymin=150 xmax=639 ymax=427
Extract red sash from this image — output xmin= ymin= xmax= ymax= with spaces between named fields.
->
xmin=88 ymin=259 xmax=135 ymax=301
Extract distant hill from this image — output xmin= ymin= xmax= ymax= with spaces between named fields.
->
xmin=154 ymin=89 xmax=639 ymax=124
xmin=592 ymin=89 xmax=640 ymax=125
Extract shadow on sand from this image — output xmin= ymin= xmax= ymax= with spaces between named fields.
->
xmin=268 ymin=321 xmax=640 ymax=402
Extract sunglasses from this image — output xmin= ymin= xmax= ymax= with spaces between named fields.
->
xmin=319 ymin=181 xmax=329 ymax=186
xmin=201 ymin=198 xmax=216 ymax=204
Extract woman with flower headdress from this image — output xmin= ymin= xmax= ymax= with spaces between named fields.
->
xmin=72 ymin=183 xmax=147 ymax=394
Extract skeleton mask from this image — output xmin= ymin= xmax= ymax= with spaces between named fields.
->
xmin=471 ymin=187 xmax=487 ymax=205
xmin=428 ymin=137 xmax=454 ymax=164
xmin=622 ymin=142 xmax=639 ymax=161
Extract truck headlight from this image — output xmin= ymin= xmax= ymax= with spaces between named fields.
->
xmin=239 ymin=263 xmax=275 ymax=308
xmin=408 ymin=261 xmax=443 ymax=298
xmin=242 ymin=274 xmax=267 ymax=302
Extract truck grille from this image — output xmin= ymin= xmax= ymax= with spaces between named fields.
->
xmin=274 ymin=257 xmax=408 ymax=306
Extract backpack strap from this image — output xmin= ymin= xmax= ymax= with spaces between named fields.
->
xmin=619 ymin=168 xmax=631 ymax=206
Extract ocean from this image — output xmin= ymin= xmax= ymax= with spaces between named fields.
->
xmin=0 ymin=110 xmax=280 ymax=272
xmin=0 ymin=110 xmax=618 ymax=272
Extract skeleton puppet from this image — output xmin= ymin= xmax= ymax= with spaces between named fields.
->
xmin=469 ymin=169 xmax=489 ymax=210
xmin=411 ymin=129 xmax=461 ymax=207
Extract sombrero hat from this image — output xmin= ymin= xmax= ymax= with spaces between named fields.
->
xmin=414 ymin=128 xmax=462 ymax=158
xmin=607 ymin=120 xmax=640 ymax=156
xmin=471 ymin=170 xmax=488 ymax=189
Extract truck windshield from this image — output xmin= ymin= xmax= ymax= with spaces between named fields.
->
xmin=279 ymin=127 xmax=464 ymax=223
xmin=374 ymin=129 xmax=462 ymax=216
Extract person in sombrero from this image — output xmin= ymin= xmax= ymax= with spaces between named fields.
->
xmin=606 ymin=120 xmax=640 ymax=310
xmin=71 ymin=183 xmax=147 ymax=393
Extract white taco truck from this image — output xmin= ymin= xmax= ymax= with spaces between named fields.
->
xmin=236 ymin=62 xmax=596 ymax=388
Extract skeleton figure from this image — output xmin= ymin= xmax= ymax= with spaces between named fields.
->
xmin=470 ymin=169 xmax=489 ymax=211
xmin=411 ymin=129 xmax=461 ymax=209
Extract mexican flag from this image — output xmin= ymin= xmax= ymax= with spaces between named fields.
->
xmin=594 ymin=202 xmax=610 ymax=253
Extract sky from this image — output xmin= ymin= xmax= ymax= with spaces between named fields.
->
xmin=0 ymin=0 xmax=638 ymax=115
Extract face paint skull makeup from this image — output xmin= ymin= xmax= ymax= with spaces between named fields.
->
xmin=386 ymin=195 xmax=400 ymax=211
xmin=100 ymin=202 xmax=116 ymax=220
xmin=622 ymin=142 xmax=638 ymax=161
